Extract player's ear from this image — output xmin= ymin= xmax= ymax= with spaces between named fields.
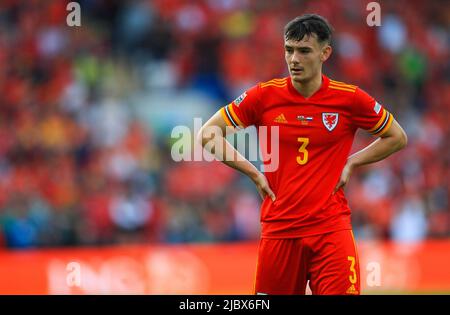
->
xmin=320 ymin=45 xmax=332 ymax=62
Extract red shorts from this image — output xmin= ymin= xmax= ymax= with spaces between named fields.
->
xmin=254 ymin=229 xmax=360 ymax=295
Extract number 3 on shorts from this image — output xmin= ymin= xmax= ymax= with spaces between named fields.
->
xmin=348 ymin=256 xmax=357 ymax=284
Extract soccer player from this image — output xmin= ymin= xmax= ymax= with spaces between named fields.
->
xmin=197 ymin=14 xmax=407 ymax=295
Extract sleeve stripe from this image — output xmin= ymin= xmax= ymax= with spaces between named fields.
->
xmin=371 ymin=111 xmax=391 ymax=135
xmin=374 ymin=114 xmax=394 ymax=136
xmin=329 ymin=79 xmax=357 ymax=89
xmin=220 ymin=107 xmax=233 ymax=127
xmin=368 ymin=109 xmax=387 ymax=133
xmin=228 ymin=104 xmax=245 ymax=127
xmin=224 ymin=105 xmax=239 ymax=128
xmin=328 ymin=85 xmax=356 ymax=93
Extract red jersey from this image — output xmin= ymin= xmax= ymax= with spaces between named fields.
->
xmin=220 ymin=75 xmax=394 ymax=239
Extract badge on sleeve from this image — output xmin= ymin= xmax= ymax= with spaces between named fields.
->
xmin=322 ymin=113 xmax=339 ymax=131
xmin=233 ymin=92 xmax=247 ymax=107
xmin=373 ymin=101 xmax=382 ymax=114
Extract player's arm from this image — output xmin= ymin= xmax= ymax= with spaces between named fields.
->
xmin=333 ymin=117 xmax=407 ymax=193
xmin=197 ymin=110 xmax=276 ymax=201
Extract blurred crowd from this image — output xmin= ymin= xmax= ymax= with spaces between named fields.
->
xmin=0 ymin=0 xmax=448 ymax=248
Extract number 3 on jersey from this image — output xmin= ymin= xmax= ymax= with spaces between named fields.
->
xmin=296 ymin=137 xmax=309 ymax=165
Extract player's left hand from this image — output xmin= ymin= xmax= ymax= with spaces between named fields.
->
xmin=333 ymin=161 xmax=354 ymax=194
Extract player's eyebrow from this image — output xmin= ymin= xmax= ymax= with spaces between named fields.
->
xmin=284 ymin=44 xmax=312 ymax=50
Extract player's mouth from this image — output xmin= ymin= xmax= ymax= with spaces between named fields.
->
xmin=291 ymin=67 xmax=304 ymax=74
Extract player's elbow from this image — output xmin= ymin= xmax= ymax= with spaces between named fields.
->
xmin=395 ymin=128 xmax=408 ymax=151
xmin=400 ymin=130 xmax=408 ymax=149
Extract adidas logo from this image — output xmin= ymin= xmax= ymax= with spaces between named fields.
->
xmin=274 ymin=113 xmax=287 ymax=123
xmin=346 ymin=284 xmax=359 ymax=295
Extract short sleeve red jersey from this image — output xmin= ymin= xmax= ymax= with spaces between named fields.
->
xmin=220 ymin=75 xmax=394 ymax=238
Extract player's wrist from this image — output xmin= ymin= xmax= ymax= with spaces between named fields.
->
xmin=247 ymin=168 xmax=263 ymax=183
xmin=346 ymin=158 xmax=358 ymax=171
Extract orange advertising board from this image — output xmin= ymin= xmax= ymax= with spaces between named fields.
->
xmin=0 ymin=241 xmax=449 ymax=294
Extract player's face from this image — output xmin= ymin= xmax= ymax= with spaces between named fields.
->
xmin=284 ymin=35 xmax=330 ymax=83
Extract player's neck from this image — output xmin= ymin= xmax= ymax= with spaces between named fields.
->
xmin=291 ymin=73 xmax=323 ymax=98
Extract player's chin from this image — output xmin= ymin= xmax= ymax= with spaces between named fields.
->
xmin=291 ymin=72 xmax=306 ymax=82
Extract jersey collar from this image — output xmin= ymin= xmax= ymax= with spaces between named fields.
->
xmin=287 ymin=74 xmax=330 ymax=100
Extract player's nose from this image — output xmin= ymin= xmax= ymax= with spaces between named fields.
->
xmin=289 ymin=51 xmax=301 ymax=63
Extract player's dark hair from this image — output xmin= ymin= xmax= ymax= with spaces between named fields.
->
xmin=284 ymin=14 xmax=333 ymax=45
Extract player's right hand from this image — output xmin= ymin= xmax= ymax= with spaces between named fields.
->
xmin=251 ymin=172 xmax=276 ymax=202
